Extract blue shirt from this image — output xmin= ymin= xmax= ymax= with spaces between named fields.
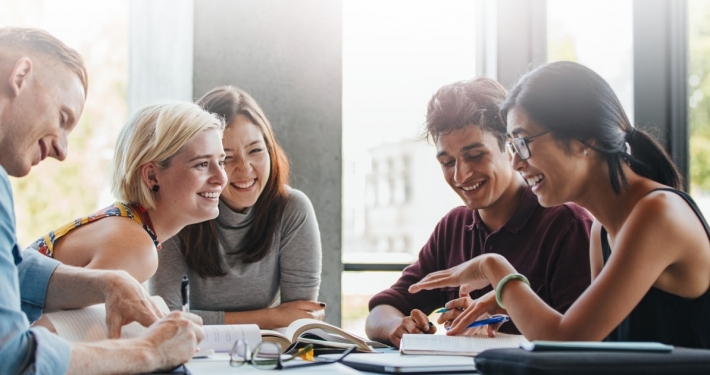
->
xmin=0 ymin=166 xmax=70 ymax=375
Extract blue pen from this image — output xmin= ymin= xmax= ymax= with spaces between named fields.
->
xmin=445 ymin=315 xmax=510 ymax=331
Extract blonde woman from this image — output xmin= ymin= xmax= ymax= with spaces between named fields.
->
xmin=27 ymin=102 xmax=227 ymax=283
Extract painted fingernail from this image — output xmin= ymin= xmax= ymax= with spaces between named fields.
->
xmin=428 ymin=322 xmax=434 ymax=327
xmin=319 ymin=302 xmax=326 ymax=307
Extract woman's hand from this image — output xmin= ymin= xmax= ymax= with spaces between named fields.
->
xmin=436 ymin=286 xmax=474 ymax=329
xmin=409 ymin=254 xmax=500 ymax=296
xmin=446 ymin=290 xmax=506 ymax=336
xmin=270 ymin=300 xmax=326 ymax=327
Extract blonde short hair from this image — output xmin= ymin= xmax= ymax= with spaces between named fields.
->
xmin=111 ymin=102 xmax=225 ymax=209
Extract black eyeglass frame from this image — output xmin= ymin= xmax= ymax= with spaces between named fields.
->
xmin=506 ymin=130 xmax=552 ymax=160
xmin=229 ymin=338 xmax=357 ymax=370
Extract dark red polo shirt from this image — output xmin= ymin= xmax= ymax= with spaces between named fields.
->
xmin=368 ymin=186 xmax=593 ymax=334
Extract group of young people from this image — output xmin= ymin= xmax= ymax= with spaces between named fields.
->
xmin=1 ymin=25 xmax=709 ymax=375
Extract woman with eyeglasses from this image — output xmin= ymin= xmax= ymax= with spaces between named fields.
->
xmin=409 ymin=61 xmax=710 ymax=348
xmin=150 ymin=86 xmax=324 ymax=329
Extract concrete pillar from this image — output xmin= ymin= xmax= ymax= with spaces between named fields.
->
xmin=192 ymin=0 xmax=343 ymax=325
xmin=494 ymin=0 xmax=547 ymax=88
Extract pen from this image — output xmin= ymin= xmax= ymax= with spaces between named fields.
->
xmin=435 ymin=307 xmax=463 ymax=313
xmin=445 ymin=315 xmax=510 ymax=331
xmin=181 ymin=275 xmax=190 ymax=313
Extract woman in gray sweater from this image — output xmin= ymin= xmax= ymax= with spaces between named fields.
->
xmin=150 ymin=86 xmax=324 ymax=328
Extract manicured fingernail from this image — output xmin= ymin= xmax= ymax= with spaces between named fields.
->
xmin=428 ymin=322 xmax=434 ymax=327
xmin=319 ymin=303 xmax=326 ymax=307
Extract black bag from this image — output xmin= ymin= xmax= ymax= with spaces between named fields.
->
xmin=475 ymin=347 xmax=710 ymax=375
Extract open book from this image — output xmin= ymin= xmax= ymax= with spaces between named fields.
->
xmin=399 ymin=333 xmax=527 ymax=356
xmin=261 ymin=318 xmax=388 ymax=353
xmin=43 ymin=296 xmax=262 ymax=354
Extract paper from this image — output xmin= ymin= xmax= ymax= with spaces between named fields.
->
xmin=44 ymin=296 xmax=261 ymax=352
xmin=400 ymin=333 xmax=526 ymax=356
xmin=200 ymin=324 xmax=261 ymax=352
xmin=46 ymin=296 xmax=170 ymax=342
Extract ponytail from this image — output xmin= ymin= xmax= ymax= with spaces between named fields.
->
xmin=625 ymin=128 xmax=683 ymax=190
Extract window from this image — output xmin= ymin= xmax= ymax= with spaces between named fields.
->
xmin=1 ymin=0 xmax=128 ymax=248
xmin=547 ymin=0 xmax=634 ymax=122
xmin=342 ymin=0 xmax=475 ymax=336
xmin=689 ymin=0 xmax=710 ymax=216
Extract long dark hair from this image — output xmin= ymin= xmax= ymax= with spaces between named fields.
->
xmin=179 ymin=86 xmax=290 ymax=277
xmin=501 ymin=61 xmax=682 ymax=193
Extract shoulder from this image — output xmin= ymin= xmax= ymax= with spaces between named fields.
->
xmin=283 ymin=186 xmax=316 ymax=217
xmin=93 ymin=216 xmax=157 ymax=253
xmin=627 ymin=190 xmax=691 ymax=229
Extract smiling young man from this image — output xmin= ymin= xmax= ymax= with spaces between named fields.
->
xmin=365 ymin=77 xmax=593 ymax=347
xmin=0 ymin=27 xmax=205 ymax=374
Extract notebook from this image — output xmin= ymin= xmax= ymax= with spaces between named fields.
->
xmin=42 ymin=296 xmax=262 ymax=354
xmin=399 ymin=333 xmax=526 ymax=356
xmin=319 ymin=353 xmax=477 ymax=374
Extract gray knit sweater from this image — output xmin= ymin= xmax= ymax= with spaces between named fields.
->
xmin=149 ymin=186 xmax=322 ymax=325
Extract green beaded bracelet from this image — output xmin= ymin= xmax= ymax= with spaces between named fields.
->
xmin=495 ymin=273 xmax=530 ymax=309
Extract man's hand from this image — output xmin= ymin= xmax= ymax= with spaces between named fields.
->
xmin=142 ymin=311 xmax=205 ymax=371
xmin=270 ymin=300 xmax=326 ymax=327
xmin=389 ymin=309 xmax=436 ymax=348
xmin=101 ymin=271 xmax=166 ymax=338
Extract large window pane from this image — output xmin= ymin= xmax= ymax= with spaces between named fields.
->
xmin=689 ymin=0 xmax=710 ymax=216
xmin=1 ymin=0 xmax=128 ymax=247
xmin=547 ymin=0 xmax=634 ymax=122
xmin=342 ymin=0 xmax=475 ymax=332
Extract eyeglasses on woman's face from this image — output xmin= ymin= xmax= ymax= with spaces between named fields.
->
xmin=229 ymin=339 xmax=356 ymax=370
xmin=506 ymin=130 xmax=551 ymax=160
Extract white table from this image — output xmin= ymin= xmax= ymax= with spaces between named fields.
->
xmin=185 ymin=353 xmax=362 ymax=374
xmin=183 ymin=352 xmax=479 ymax=374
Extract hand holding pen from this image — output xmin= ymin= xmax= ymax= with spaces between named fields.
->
xmin=441 ymin=290 xmax=508 ymax=336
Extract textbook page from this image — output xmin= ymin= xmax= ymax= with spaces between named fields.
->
xmin=273 ymin=318 xmax=377 ymax=352
xmin=400 ymin=333 xmax=526 ymax=356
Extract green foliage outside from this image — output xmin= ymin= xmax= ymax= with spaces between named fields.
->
xmin=689 ymin=0 xmax=710 ymax=191
xmin=1 ymin=0 xmax=128 ymax=247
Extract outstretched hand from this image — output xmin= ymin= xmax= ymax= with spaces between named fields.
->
xmin=408 ymin=255 xmax=495 ymax=295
